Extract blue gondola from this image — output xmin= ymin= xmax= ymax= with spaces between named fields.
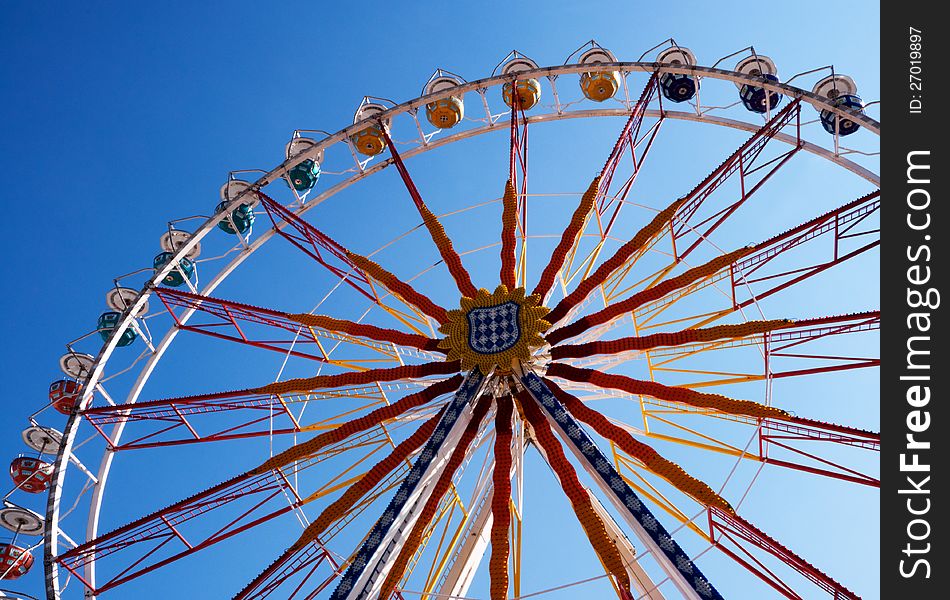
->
xmin=153 ymin=252 xmax=195 ymax=287
xmin=820 ymin=94 xmax=865 ymax=135
xmin=215 ymin=201 xmax=256 ymax=234
xmin=739 ymin=74 xmax=783 ymax=113
xmin=97 ymin=311 xmax=137 ymax=346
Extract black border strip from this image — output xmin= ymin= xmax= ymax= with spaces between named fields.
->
xmin=881 ymin=2 xmax=946 ymax=595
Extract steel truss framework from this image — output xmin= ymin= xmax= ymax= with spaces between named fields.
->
xmin=37 ymin=58 xmax=880 ymax=600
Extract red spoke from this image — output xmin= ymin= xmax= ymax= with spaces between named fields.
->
xmin=708 ymin=507 xmax=860 ymax=599
xmin=533 ymin=72 xmax=662 ymax=298
xmin=382 ymin=128 xmax=478 ymax=297
xmin=258 ymin=191 xmax=373 ymax=300
xmin=780 ymin=414 xmax=878 ymax=447
xmin=154 ymin=287 xmax=442 ymax=358
xmin=546 ymin=197 xmax=684 ymax=325
xmin=514 ymin=388 xmax=632 ymax=596
xmin=631 ymin=392 xmax=879 ymax=485
xmin=81 ymin=361 xmax=458 ymax=450
xmin=758 ymin=415 xmax=879 ymax=486
xmin=547 ymin=248 xmax=753 ymax=344
xmin=547 ymin=363 xmax=790 ymax=421
xmin=379 ymin=395 xmax=493 ymax=598
xmin=531 ymin=176 xmax=601 ymax=298
xmin=81 ymin=382 xmax=433 ymax=451
xmin=288 ymin=314 xmax=439 ymax=350
xmin=594 ymin=72 xmax=661 ymax=218
xmin=56 ymin=430 xmax=382 ymax=595
xmin=550 ymin=191 xmax=879 ymax=344
xmin=551 ymin=319 xmax=793 ymax=359
xmin=726 ymin=191 xmax=880 ymax=313
xmin=500 ymin=84 xmax=526 ymax=289
xmin=253 ymin=361 xmax=460 ymax=398
xmin=508 ymin=81 xmax=530 ymax=289
xmin=508 ymin=75 xmax=527 ymax=186
xmin=235 ymin=544 xmax=338 ymax=600
xmin=558 ymin=311 xmax=880 ymax=388
xmin=489 ymin=395 xmax=514 ymax=599
xmin=542 ymin=380 xmax=866 ymax=595
xmin=578 ymin=99 xmax=805 ymax=314
xmin=347 ymin=252 xmax=449 ymax=324
xmin=763 ymin=311 xmax=880 ymax=382
xmin=669 ymin=99 xmax=803 ymax=263
xmin=500 ymin=179 xmax=518 ymax=289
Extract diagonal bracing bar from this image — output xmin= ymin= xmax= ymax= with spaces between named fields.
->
xmin=562 ymin=99 xmax=805 ymax=324
xmin=81 ymin=363 xmax=457 ymax=450
xmin=706 ymin=507 xmax=860 ymax=599
xmin=523 ymin=371 xmax=860 ymax=599
xmin=565 ymin=311 xmax=879 ymax=388
xmin=259 ymin=191 xmax=447 ymax=328
xmin=233 ymin=405 xmax=455 ymax=600
xmin=502 ymin=82 xmax=528 ymax=289
xmin=555 ymin=72 xmax=665 ymax=295
xmin=551 ymin=362 xmax=878 ymax=485
xmin=377 ymin=395 xmax=493 ymax=597
xmin=666 ymin=99 xmax=804 ymax=264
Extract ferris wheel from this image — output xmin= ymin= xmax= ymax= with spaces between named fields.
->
xmin=2 ymin=39 xmax=879 ymax=600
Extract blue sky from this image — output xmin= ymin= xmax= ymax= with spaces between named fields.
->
xmin=1 ymin=2 xmax=879 ymax=599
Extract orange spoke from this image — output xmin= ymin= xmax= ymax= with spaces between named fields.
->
xmin=531 ymin=176 xmax=601 ymax=298
xmin=252 ymin=360 xmax=459 ymax=399
xmin=551 ymin=319 xmax=793 ymax=359
xmin=547 ymin=363 xmax=790 ymax=421
xmin=500 ymin=180 xmax=518 ymax=289
xmin=235 ymin=406 xmax=448 ymax=599
xmin=379 ymin=395 xmax=493 ymax=598
xmin=515 ymin=388 xmax=632 ymax=596
xmin=383 ymin=129 xmax=479 ymax=297
xmin=299 ymin=405 xmax=447 ymax=546
xmin=347 ymin=252 xmax=450 ymax=324
xmin=546 ymin=197 xmax=685 ymax=325
xmin=547 ymin=247 xmax=755 ymax=345
xmin=260 ymin=190 xmax=448 ymax=326
xmin=544 ymin=378 xmax=731 ymax=512
xmin=287 ymin=312 xmax=443 ymax=352
xmin=255 ymin=375 xmax=463 ymax=474
xmin=489 ymin=395 xmax=514 ymax=600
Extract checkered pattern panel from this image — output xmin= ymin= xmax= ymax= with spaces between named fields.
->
xmin=467 ymin=302 xmax=521 ymax=354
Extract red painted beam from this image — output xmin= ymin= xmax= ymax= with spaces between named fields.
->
xmin=82 ymin=380 xmax=436 ymax=451
xmin=259 ymin=193 xmax=377 ymax=302
xmin=709 ymin=507 xmax=861 ymax=599
xmin=55 ymin=430 xmax=383 ymax=594
xmin=672 ymin=100 xmax=802 ymax=248
xmin=153 ymin=286 xmax=442 ymax=366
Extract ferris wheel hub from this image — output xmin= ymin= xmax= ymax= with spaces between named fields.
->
xmin=437 ymin=284 xmax=550 ymax=374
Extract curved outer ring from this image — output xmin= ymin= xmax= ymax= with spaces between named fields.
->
xmin=44 ymin=61 xmax=880 ymax=600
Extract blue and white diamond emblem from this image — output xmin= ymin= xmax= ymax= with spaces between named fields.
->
xmin=467 ymin=301 xmax=521 ymax=354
